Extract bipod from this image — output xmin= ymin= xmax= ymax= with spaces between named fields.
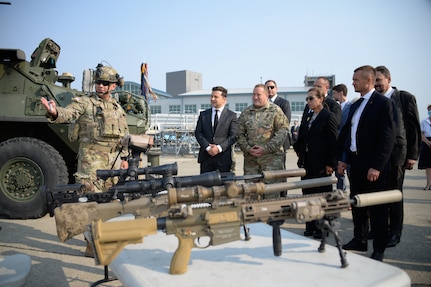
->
xmin=316 ymin=215 xmax=349 ymax=268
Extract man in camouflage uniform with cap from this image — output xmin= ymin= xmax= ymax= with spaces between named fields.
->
xmin=237 ymin=84 xmax=290 ymax=188
xmin=41 ymin=64 xmax=129 ymax=192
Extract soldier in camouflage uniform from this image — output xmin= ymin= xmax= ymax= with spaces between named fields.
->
xmin=119 ymin=92 xmax=144 ymax=114
xmin=237 ymin=84 xmax=290 ymax=187
xmin=41 ymin=64 xmax=129 ymax=193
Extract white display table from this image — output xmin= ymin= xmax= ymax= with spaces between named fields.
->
xmin=109 ymin=222 xmax=410 ymax=287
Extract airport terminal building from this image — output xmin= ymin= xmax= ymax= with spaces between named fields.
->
xmin=119 ymin=70 xmax=335 ymax=130
xmin=117 ymin=71 xmax=335 ymax=154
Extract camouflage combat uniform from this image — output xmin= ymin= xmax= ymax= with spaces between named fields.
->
xmin=237 ymin=102 xmax=289 ymax=183
xmin=48 ymin=93 xmax=129 ymax=192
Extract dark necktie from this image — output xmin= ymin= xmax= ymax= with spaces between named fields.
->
xmin=349 ymin=97 xmax=364 ymax=119
xmin=213 ymin=110 xmax=219 ymax=132
xmin=348 ymin=97 xmax=365 ymax=149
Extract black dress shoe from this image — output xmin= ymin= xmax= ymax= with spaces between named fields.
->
xmin=371 ymin=251 xmax=384 ymax=261
xmin=304 ymin=230 xmax=314 ymax=237
xmin=342 ymin=238 xmax=367 ymax=251
xmin=387 ymin=234 xmax=401 ymax=247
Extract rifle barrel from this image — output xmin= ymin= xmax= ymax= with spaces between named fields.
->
xmin=223 ymin=168 xmax=306 ymax=181
xmin=263 ymin=176 xmax=337 ymax=194
xmin=353 ymin=190 xmax=402 ymax=207
xmin=167 ymin=176 xmax=337 ymax=205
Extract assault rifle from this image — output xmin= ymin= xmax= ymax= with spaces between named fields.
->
xmin=86 ymin=189 xmax=402 ymax=274
xmin=46 ymin=167 xmax=306 ymax=217
xmin=54 ymin=176 xmax=334 ymax=242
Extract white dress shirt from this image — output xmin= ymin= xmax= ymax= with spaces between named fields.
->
xmin=350 ymin=89 xmax=374 ymax=152
xmin=270 ymin=94 xmax=278 ymax=103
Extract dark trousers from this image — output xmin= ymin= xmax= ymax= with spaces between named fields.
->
xmin=351 ymin=203 xmax=389 ymax=252
xmin=349 ymin=156 xmax=389 ymax=252
xmin=387 ymin=144 xmax=407 ymax=237
xmin=387 ymin=165 xmax=406 ymax=236
xmin=200 ymin=155 xmax=231 ymax=174
xmin=302 ymin=167 xmax=333 ymax=234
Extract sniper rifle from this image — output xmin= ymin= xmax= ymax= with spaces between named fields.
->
xmin=46 ymin=167 xmax=306 ymax=217
xmin=87 ymin=189 xmax=402 ymax=274
xmin=54 ymin=176 xmax=334 ymax=242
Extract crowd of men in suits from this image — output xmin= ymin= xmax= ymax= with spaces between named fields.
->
xmin=194 ymin=65 xmax=421 ymax=262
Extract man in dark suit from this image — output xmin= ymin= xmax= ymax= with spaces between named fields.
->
xmin=195 ymin=86 xmax=238 ymax=174
xmin=337 ymin=65 xmax=396 ymax=261
xmin=314 ymin=77 xmax=342 ymax=125
xmin=265 ymin=80 xmax=291 ymax=197
xmin=302 ymin=77 xmax=342 ymax=127
xmin=375 ymin=66 xmax=421 ymax=247
xmin=265 ymin=80 xmax=291 ymax=160
xmin=332 ymin=84 xmax=353 ymax=191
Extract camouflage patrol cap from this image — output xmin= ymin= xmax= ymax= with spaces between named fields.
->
xmin=95 ymin=64 xmax=124 ymax=87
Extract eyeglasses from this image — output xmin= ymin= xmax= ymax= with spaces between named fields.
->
xmin=96 ymin=80 xmax=110 ymax=86
xmin=305 ymin=96 xmax=316 ymax=101
xmin=267 ymin=86 xmax=275 ymax=90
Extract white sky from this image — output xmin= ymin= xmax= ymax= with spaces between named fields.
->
xmin=1 ymin=0 xmax=430 ymax=119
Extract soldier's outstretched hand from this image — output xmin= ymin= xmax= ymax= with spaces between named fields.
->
xmin=40 ymin=97 xmax=57 ymax=116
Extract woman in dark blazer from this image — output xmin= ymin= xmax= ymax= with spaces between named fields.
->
xmin=293 ymin=87 xmax=338 ymax=238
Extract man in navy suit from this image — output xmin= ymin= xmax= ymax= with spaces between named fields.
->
xmin=332 ymin=84 xmax=353 ymax=191
xmin=195 ymin=86 xmax=238 ymax=174
xmin=265 ymin=80 xmax=291 ymax=166
xmin=337 ymin=65 xmax=396 ymax=261
xmin=374 ymin=66 xmax=421 ymax=247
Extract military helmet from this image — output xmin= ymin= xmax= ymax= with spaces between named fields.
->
xmin=94 ymin=64 xmax=124 ymax=87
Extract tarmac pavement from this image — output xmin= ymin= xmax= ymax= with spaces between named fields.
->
xmin=0 ymin=151 xmax=430 ymax=286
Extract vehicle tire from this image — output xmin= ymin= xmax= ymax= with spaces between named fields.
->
xmin=0 ymin=137 xmax=68 ymax=219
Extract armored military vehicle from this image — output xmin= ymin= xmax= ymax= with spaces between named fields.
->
xmin=0 ymin=38 xmax=150 ymax=219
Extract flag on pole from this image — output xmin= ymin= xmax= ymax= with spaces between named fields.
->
xmin=141 ymin=63 xmax=158 ymax=102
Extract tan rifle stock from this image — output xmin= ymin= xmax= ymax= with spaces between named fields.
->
xmin=89 ymin=189 xmax=402 ymax=274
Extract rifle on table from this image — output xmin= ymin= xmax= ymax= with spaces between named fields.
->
xmin=45 ymin=162 xmax=178 ymax=215
xmin=46 ymin=166 xmax=306 ymax=217
xmin=87 ymin=189 xmax=402 ymax=274
xmin=53 ymin=175 xmax=332 ymax=242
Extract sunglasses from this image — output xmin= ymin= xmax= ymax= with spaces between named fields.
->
xmin=96 ymin=80 xmax=110 ymax=86
xmin=305 ymin=96 xmax=316 ymax=101
xmin=267 ymin=85 xmax=275 ymax=90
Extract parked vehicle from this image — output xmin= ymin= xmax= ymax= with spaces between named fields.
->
xmin=0 ymin=38 xmax=149 ymax=219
